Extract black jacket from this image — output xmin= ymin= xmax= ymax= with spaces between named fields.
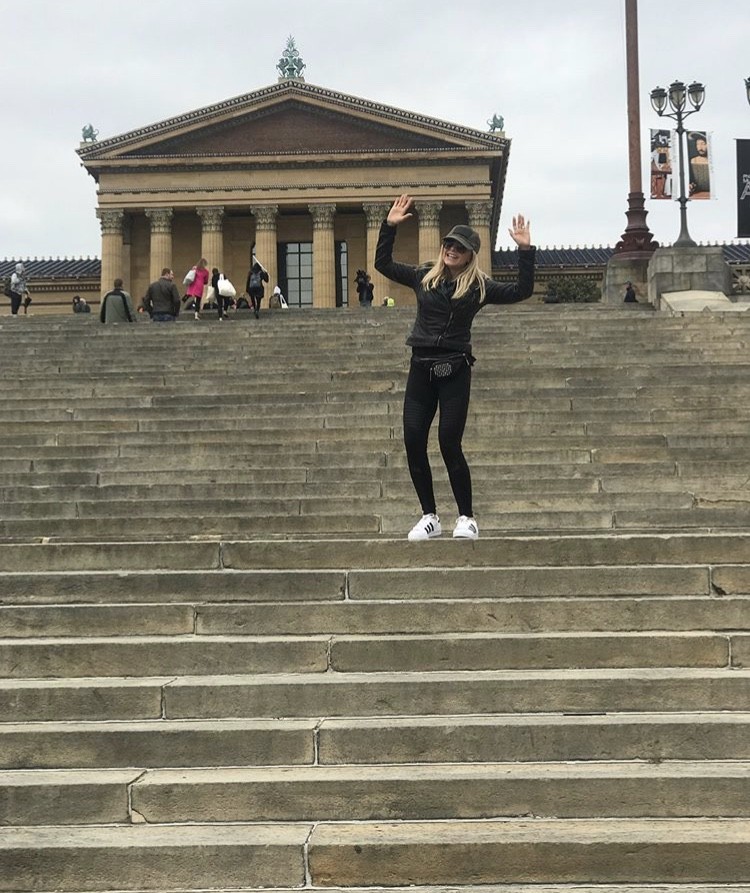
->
xmin=375 ymin=221 xmax=535 ymax=353
xmin=246 ymin=267 xmax=269 ymax=297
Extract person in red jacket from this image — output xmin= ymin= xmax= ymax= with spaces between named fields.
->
xmin=183 ymin=258 xmax=211 ymax=320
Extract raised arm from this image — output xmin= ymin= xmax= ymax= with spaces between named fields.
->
xmin=374 ymin=195 xmax=421 ymax=289
xmin=485 ymin=213 xmax=536 ymax=305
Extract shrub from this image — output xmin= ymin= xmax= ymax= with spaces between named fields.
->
xmin=545 ymin=276 xmax=601 ymax=303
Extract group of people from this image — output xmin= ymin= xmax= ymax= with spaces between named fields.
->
xmin=180 ymin=259 xmax=275 ymax=321
xmin=95 ymin=261 xmax=290 ymax=323
xmin=97 ymin=261 xmax=285 ymax=324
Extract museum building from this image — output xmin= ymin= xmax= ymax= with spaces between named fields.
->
xmin=75 ymin=44 xmax=509 ymax=309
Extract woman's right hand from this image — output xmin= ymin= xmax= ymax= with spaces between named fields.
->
xmin=386 ymin=194 xmax=414 ymax=227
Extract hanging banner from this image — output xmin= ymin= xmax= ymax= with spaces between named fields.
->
xmin=687 ymin=131 xmax=713 ymax=200
xmin=738 ymin=139 xmax=750 ymax=238
xmin=650 ymin=129 xmax=674 ymax=199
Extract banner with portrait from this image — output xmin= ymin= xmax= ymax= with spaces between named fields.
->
xmin=738 ymin=139 xmax=750 ymax=238
xmin=650 ymin=129 xmax=674 ymax=200
xmin=686 ymin=131 xmax=713 ymax=200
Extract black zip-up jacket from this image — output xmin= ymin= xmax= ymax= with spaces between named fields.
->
xmin=375 ymin=220 xmax=536 ymax=354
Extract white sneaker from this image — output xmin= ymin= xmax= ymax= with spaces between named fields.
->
xmin=453 ymin=515 xmax=479 ymax=539
xmin=407 ymin=513 xmax=442 ymax=541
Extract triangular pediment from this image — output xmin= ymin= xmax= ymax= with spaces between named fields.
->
xmin=78 ymin=81 xmax=507 ymax=162
xmin=120 ymin=102 xmax=459 ymax=156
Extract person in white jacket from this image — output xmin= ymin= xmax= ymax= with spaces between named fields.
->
xmin=9 ymin=263 xmax=29 ymax=317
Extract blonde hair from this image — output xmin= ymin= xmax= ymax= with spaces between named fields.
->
xmin=421 ymin=249 xmax=487 ymax=301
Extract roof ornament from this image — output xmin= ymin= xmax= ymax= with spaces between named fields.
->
xmin=487 ymin=114 xmax=504 ymax=133
xmin=81 ymin=123 xmax=98 ymax=142
xmin=277 ymin=36 xmax=306 ymax=82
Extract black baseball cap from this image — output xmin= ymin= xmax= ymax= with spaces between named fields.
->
xmin=443 ymin=225 xmax=481 ymax=253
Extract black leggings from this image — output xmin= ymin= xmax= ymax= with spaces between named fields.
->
xmin=402 ymin=358 xmax=473 ymax=518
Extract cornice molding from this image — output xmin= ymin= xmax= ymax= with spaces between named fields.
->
xmin=97 ymin=180 xmax=488 ymax=198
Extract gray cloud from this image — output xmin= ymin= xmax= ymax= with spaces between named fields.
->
xmin=1 ymin=0 xmax=747 ymax=258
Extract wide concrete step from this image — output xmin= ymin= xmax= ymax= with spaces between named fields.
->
xmin=305 ymin=818 xmax=750 ymax=885
xmin=0 ymin=823 xmax=307 ymax=892
xmin=2 ymin=669 xmax=750 ymax=722
xmin=5 ymin=712 xmax=750 ymax=770
xmin=161 ymin=667 xmax=750 ymax=720
xmin=5 ymin=593 xmax=749 ymax=638
xmin=128 ymin=761 xmax=750 ymax=822
xmin=4 ymin=761 xmax=750 ymax=826
xmin=0 ymin=491 xmax=696 ymax=520
xmin=0 ymin=635 xmax=329 ymax=678
xmin=90 ymin=459 xmax=681 ymax=485
xmin=0 ymin=718 xmax=316 ymax=769
xmin=318 ymin=712 xmax=750 ymax=764
xmin=0 ymin=531 xmax=747 ymax=571
xmin=3 ymin=817 xmax=750 ymax=889
xmin=0 ymin=562 xmax=721 ymax=603
xmin=0 ymin=631 xmax=732 ymax=678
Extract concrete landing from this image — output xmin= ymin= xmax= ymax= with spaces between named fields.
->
xmin=661 ymin=290 xmax=750 ymax=314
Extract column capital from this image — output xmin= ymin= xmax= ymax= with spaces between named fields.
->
xmin=415 ymin=201 xmax=443 ymax=228
xmin=363 ymin=202 xmax=391 ymax=228
xmin=145 ymin=207 xmax=174 ymax=233
xmin=466 ymin=200 xmax=493 ymax=228
xmin=96 ymin=208 xmax=124 ymax=235
xmin=250 ymin=204 xmax=279 ymax=229
xmin=308 ymin=203 xmax=336 ymax=229
xmin=197 ymin=206 xmax=225 ymax=232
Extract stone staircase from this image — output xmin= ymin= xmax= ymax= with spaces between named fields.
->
xmin=2 ymin=305 xmax=750 ymax=892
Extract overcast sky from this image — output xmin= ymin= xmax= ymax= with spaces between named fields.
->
xmin=1 ymin=0 xmax=747 ymax=260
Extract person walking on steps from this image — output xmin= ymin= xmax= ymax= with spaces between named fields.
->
xmin=246 ymin=261 xmax=269 ymax=318
xmin=183 ymin=258 xmax=211 ymax=320
xmin=375 ymin=193 xmax=535 ymax=541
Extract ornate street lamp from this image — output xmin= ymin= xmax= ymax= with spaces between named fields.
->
xmin=650 ymin=80 xmax=705 ymax=247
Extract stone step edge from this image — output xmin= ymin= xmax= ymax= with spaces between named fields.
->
xmin=0 ymin=527 xmax=750 ymax=573
xmin=29 ymin=887 xmax=750 ymax=893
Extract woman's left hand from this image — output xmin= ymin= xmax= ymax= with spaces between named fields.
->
xmin=508 ymin=214 xmax=531 ymax=248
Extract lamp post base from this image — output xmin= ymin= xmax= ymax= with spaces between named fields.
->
xmin=612 ymin=192 xmax=660 ymax=259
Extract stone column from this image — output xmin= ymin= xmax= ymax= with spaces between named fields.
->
xmin=416 ymin=201 xmax=442 ymax=264
xmin=145 ymin=208 xmax=174 ymax=282
xmin=249 ymin=204 xmax=279 ymax=294
xmin=466 ymin=201 xmax=493 ymax=276
xmin=309 ymin=203 xmax=337 ymax=308
xmin=197 ymin=206 xmax=225 ymax=273
xmin=363 ymin=202 xmax=391 ymax=306
xmin=96 ymin=208 xmax=124 ymax=295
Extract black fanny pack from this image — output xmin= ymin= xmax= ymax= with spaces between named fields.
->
xmin=413 ymin=352 xmax=474 ymax=381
